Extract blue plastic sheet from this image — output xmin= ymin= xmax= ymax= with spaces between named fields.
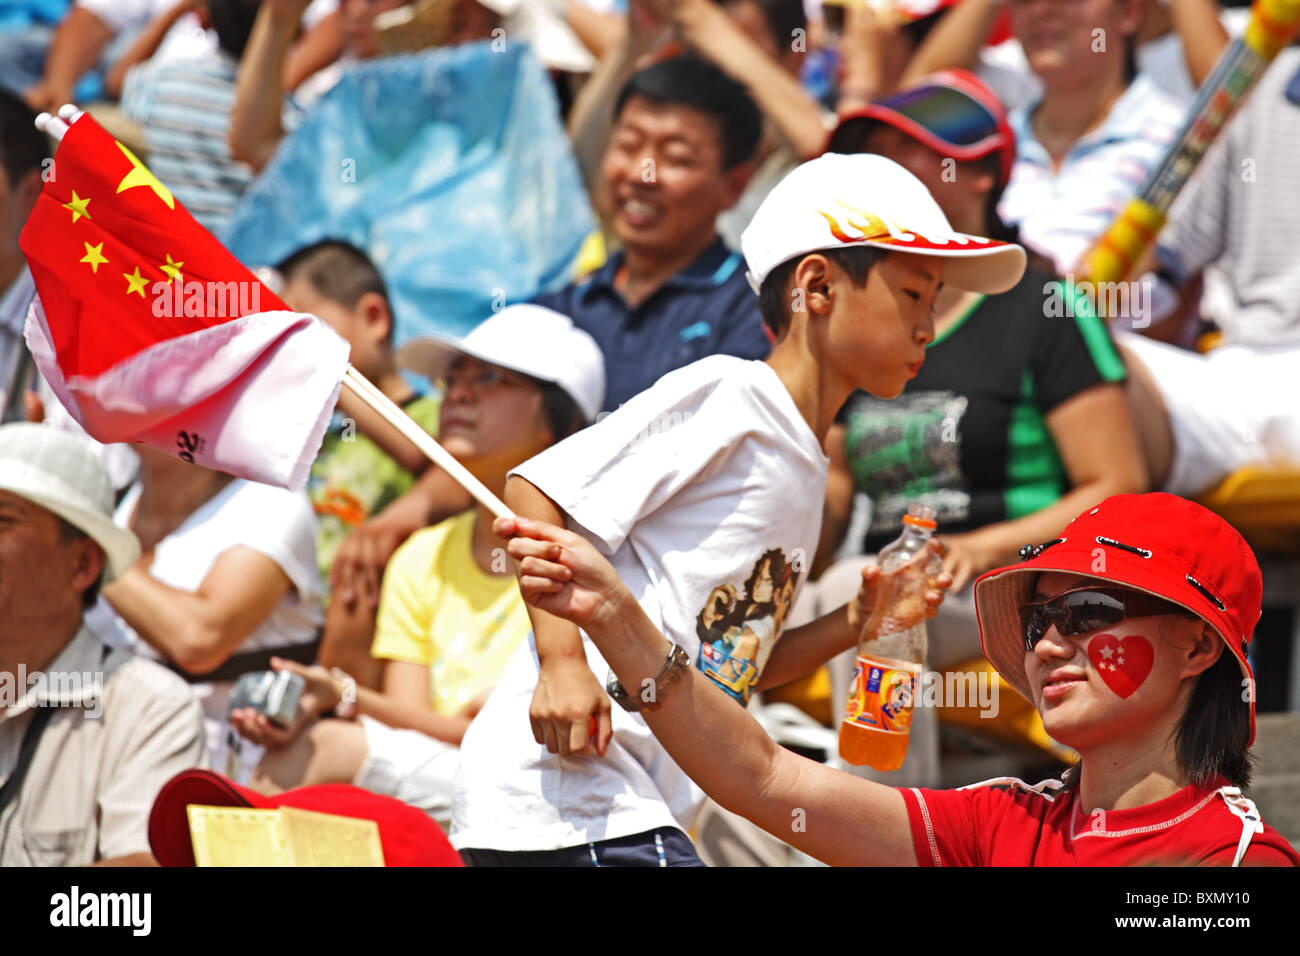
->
xmin=223 ymin=41 xmax=595 ymax=342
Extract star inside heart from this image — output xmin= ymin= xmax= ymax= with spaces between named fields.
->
xmin=1087 ymin=633 xmax=1154 ymax=698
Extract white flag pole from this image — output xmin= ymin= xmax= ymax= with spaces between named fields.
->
xmin=341 ymin=366 xmax=512 ymax=520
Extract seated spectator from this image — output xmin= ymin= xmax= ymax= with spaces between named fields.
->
xmin=275 ymin=238 xmax=444 ymax=688
xmin=0 ymin=423 xmax=205 ymax=866
xmin=117 ymin=0 xmax=265 ymax=236
xmin=537 ymin=54 xmax=771 ymax=412
xmin=988 ymin=0 xmax=1184 ymax=275
xmin=824 ymin=71 xmax=1146 ymax=589
xmin=819 ymin=71 xmax=1146 ymax=785
xmin=500 ymin=492 xmax=1300 ymax=866
xmin=230 ymin=305 xmax=603 ymax=829
xmin=93 ymin=444 xmax=323 ymax=779
xmin=569 ymin=0 xmax=827 ymax=249
xmin=1117 ymin=40 xmax=1300 ymax=496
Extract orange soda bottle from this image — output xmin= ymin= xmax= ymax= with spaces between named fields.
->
xmin=838 ymin=503 xmax=942 ymax=771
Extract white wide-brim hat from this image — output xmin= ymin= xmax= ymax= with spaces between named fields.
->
xmin=741 ymin=152 xmax=1027 ymax=294
xmin=398 ymin=303 xmax=606 ymax=423
xmin=0 ymin=423 xmax=140 ymax=581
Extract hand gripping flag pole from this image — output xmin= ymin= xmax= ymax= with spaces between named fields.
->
xmin=27 ymin=106 xmax=511 ymax=519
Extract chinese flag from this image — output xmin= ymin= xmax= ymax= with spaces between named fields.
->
xmin=19 ymin=112 xmax=349 ymax=489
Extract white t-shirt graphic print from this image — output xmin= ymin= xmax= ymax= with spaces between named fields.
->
xmin=451 ymin=356 xmax=828 ymax=852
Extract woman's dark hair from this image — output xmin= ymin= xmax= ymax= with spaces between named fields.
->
xmin=538 ymin=380 xmax=587 ymax=440
xmin=1060 ymin=631 xmax=1254 ymax=791
xmin=757 ymin=246 xmax=889 ymax=338
xmin=613 ymin=55 xmax=763 ymax=171
xmin=1174 ymin=644 xmax=1254 ymax=789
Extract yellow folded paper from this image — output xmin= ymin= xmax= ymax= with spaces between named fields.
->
xmin=188 ymin=805 xmax=384 ymax=867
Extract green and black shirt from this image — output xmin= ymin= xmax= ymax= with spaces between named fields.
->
xmin=838 ymin=268 xmax=1125 ymax=554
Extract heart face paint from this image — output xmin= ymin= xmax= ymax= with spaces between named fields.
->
xmin=1087 ymin=633 xmax=1154 ymax=698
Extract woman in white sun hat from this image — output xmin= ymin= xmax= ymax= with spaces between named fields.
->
xmin=493 ymin=490 xmax=1299 ymax=866
xmin=229 ymin=304 xmax=603 ymax=830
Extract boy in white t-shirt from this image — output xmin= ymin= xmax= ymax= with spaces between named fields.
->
xmin=452 ymin=153 xmax=1028 ymax=866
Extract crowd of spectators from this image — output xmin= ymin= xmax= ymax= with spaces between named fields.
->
xmin=0 ymin=0 xmax=1296 ymax=866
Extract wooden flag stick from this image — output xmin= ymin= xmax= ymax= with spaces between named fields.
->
xmin=340 ymin=365 xmax=512 ymax=520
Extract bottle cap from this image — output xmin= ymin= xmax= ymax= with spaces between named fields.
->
xmin=902 ymin=514 xmax=937 ymax=531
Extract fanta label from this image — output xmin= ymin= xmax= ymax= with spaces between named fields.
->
xmin=843 ymin=654 xmax=921 ymax=734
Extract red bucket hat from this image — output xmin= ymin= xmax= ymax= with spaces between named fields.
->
xmin=148 ymin=768 xmax=464 ymax=867
xmin=973 ymin=493 xmax=1262 ymax=744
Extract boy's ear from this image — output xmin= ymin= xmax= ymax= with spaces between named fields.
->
xmin=357 ymin=291 xmax=393 ymax=345
xmin=792 ymin=254 xmax=834 ymax=317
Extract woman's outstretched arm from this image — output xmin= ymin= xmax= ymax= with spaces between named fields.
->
xmin=497 ymin=514 xmax=919 ymax=867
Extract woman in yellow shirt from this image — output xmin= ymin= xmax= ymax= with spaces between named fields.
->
xmin=230 ymin=305 xmax=604 ymax=828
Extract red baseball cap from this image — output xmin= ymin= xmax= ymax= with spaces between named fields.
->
xmin=973 ymin=493 xmax=1262 ymax=744
xmin=148 ymin=769 xmax=464 ymax=867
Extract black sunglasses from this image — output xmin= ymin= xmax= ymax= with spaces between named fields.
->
xmin=1019 ymin=587 xmax=1191 ymax=651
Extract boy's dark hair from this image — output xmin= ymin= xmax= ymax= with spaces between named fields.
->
xmin=0 ymin=89 xmax=50 ymax=188
xmin=613 ymin=55 xmax=762 ymax=171
xmin=207 ymin=0 xmax=262 ymax=59
xmin=1061 ymin=633 xmax=1254 ymax=791
xmin=538 ymin=380 xmax=588 ymax=439
xmin=57 ymin=518 xmax=102 ymax=611
xmin=714 ymin=0 xmax=807 ymax=54
xmin=757 ymin=246 xmax=889 ymax=338
xmin=276 ymin=239 xmax=394 ymax=337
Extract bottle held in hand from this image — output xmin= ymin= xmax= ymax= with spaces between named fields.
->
xmin=839 ymin=503 xmax=942 ymax=771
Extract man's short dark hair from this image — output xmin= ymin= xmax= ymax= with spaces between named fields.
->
xmin=757 ymin=246 xmax=889 ymax=338
xmin=0 ymin=89 xmax=50 ymax=188
xmin=613 ymin=55 xmax=763 ymax=171
xmin=56 ymin=518 xmax=102 ymax=611
xmin=715 ymin=0 xmax=807 ymax=54
xmin=208 ymin=0 xmax=262 ymax=59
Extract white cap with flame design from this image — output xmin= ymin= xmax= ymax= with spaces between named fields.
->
xmin=741 ymin=153 xmax=1027 ymax=295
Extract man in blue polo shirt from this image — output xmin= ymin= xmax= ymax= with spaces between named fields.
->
xmin=535 ymin=55 xmax=771 ymax=414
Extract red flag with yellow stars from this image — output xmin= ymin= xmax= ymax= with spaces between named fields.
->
xmin=19 ymin=111 xmax=348 ymax=489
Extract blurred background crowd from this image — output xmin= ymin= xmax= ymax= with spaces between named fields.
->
xmin=0 ymin=0 xmax=1297 ymax=866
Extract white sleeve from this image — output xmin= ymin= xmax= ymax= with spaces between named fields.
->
xmin=220 ymin=484 xmax=322 ymax=604
xmin=511 ymin=361 xmax=755 ymax=556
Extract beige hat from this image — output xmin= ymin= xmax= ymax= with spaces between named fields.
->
xmin=0 ymin=423 xmax=140 ymax=581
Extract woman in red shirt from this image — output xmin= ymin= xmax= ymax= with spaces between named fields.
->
xmin=496 ymin=491 xmax=1298 ymax=866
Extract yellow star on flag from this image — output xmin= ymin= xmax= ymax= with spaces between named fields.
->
xmin=63 ymin=190 xmax=92 ymax=224
xmin=159 ymin=254 xmax=184 ymax=285
xmin=80 ymin=241 xmax=108 ymax=274
xmin=123 ymin=266 xmax=149 ymax=298
xmin=115 ymin=141 xmax=175 ymax=210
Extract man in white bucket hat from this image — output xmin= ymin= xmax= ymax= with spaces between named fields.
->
xmin=0 ymin=423 xmax=205 ymax=865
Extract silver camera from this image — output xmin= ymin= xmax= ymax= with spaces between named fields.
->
xmin=228 ymin=670 xmax=305 ymax=728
